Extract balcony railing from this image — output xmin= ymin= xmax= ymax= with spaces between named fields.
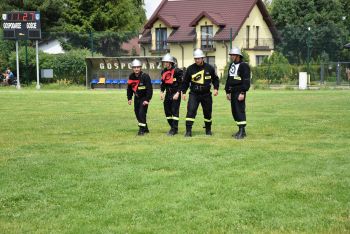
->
xmin=243 ymin=38 xmax=274 ymax=50
xmin=201 ymin=40 xmax=216 ymax=52
xmin=150 ymin=42 xmax=169 ymax=54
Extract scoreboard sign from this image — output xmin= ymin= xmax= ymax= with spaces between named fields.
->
xmin=2 ymin=11 xmax=41 ymax=40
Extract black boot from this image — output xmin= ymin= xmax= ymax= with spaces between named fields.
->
xmin=144 ymin=124 xmax=150 ymax=133
xmin=184 ymin=126 xmax=192 ymax=137
xmin=232 ymin=129 xmax=240 ymax=137
xmin=137 ymin=127 xmax=146 ymax=136
xmin=235 ymin=126 xmax=246 ymax=139
xmin=170 ymin=119 xmax=179 ymax=136
xmin=167 ymin=128 xmax=178 ymax=136
xmin=185 ymin=130 xmax=192 ymax=137
xmin=204 ymin=122 xmax=212 ymax=136
xmin=205 ymin=127 xmax=212 ymax=136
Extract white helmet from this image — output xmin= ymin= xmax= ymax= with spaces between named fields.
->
xmin=229 ymin=47 xmax=243 ymax=57
xmin=131 ymin=59 xmax=142 ymax=67
xmin=162 ymin=53 xmax=175 ymax=63
xmin=193 ymin=48 xmax=205 ymax=58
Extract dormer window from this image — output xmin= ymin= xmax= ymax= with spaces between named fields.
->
xmin=156 ymin=28 xmax=167 ymax=50
xmin=201 ymin=25 xmax=213 ymax=49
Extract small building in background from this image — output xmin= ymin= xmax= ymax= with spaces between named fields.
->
xmin=121 ymin=37 xmax=141 ymax=56
xmin=39 ymin=39 xmax=65 ymax=54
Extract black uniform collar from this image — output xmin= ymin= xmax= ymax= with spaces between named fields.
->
xmin=195 ymin=62 xmax=205 ymax=68
xmin=132 ymin=71 xmax=143 ymax=79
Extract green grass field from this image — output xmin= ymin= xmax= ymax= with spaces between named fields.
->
xmin=0 ymin=89 xmax=349 ymax=233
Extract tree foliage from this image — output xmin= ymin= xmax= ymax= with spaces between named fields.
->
xmin=1 ymin=0 xmax=146 ymax=56
xmin=57 ymin=0 xmax=146 ymax=56
xmin=270 ymin=0 xmax=349 ymax=63
xmin=0 ymin=29 xmax=15 ymax=69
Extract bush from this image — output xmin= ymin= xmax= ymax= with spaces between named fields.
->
xmin=252 ymin=52 xmax=292 ymax=84
xmin=8 ymin=46 xmax=37 ymax=84
xmin=252 ymin=79 xmax=270 ymax=89
xmin=9 ymin=48 xmax=92 ymax=85
xmin=41 ymin=49 xmax=92 ymax=84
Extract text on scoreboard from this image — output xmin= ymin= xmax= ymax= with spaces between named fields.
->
xmin=2 ymin=11 xmax=41 ymax=40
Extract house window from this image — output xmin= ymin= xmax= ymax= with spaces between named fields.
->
xmin=256 ymin=55 xmax=268 ymax=65
xmin=205 ymin=56 xmax=215 ymax=68
xmin=156 ymin=28 xmax=167 ymax=50
xmin=255 ymin=26 xmax=259 ymax=47
xmin=201 ymin=26 xmax=214 ymax=49
xmin=246 ymin=25 xmax=250 ymax=49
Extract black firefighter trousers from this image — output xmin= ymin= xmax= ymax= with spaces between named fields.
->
xmin=185 ymin=92 xmax=212 ymax=131
xmin=134 ymin=96 xmax=149 ymax=130
xmin=230 ymin=90 xmax=247 ymax=127
xmin=164 ymin=91 xmax=181 ymax=130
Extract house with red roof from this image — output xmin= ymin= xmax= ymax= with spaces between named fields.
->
xmin=139 ymin=0 xmax=279 ymax=77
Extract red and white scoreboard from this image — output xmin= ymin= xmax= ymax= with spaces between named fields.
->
xmin=2 ymin=11 xmax=41 ymax=40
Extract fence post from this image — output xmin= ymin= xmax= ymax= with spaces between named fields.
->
xmin=320 ymin=63 xmax=324 ymax=84
xmin=89 ymin=31 xmax=94 ymax=57
xmin=336 ymin=62 xmax=340 ymax=85
xmin=267 ymin=60 xmax=271 ymax=87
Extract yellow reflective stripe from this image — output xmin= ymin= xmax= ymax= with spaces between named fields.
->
xmin=186 ymin=118 xmax=195 ymax=122
xmin=205 ymin=76 xmax=211 ymax=80
xmin=236 ymin=121 xmax=246 ymax=125
xmin=191 ymin=70 xmax=204 ymax=84
xmin=166 ymin=117 xmax=172 ymax=120
xmin=138 ymin=86 xmax=146 ymax=90
xmin=234 ymin=76 xmax=242 ymax=80
xmin=204 ymin=118 xmax=212 ymax=122
xmin=172 ymin=117 xmax=179 ymax=120
xmin=138 ymin=123 xmax=146 ymax=127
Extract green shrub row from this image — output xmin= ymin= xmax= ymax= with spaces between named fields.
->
xmin=8 ymin=48 xmax=92 ymax=85
xmin=6 ymin=48 xmax=341 ymax=86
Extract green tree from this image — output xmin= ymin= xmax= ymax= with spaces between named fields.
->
xmin=270 ymin=0 xmax=349 ymax=63
xmin=0 ymin=29 xmax=15 ymax=70
xmin=1 ymin=0 xmax=146 ymax=56
xmin=262 ymin=0 xmax=272 ymax=12
xmin=58 ymin=0 xmax=146 ymax=56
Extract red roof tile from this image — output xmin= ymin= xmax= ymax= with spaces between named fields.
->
xmin=139 ymin=29 xmax=151 ymax=43
xmin=121 ymin=37 xmax=141 ymax=55
xmin=141 ymin=0 xmax=278 ymax=43
xmin=189 ymin=11 xmax=226 ymax=27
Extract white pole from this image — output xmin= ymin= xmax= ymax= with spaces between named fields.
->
xmin=36 ymin=40 xmax=40 ymax=89
xmin=15 ymin=40 xmax=21 ymax=89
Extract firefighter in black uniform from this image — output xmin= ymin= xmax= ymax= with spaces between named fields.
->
xmin=181 ymin=49 xmax=219 ymax=137
xmin=225 ymin=47 xmax=251 ymax=139
xmin=160 ymin=53 xmax=183 ymax=136
xmin=127 ymin=59 xmax=153 ymax=136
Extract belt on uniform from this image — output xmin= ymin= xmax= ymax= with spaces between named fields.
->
xmin=166 ymin=87 xmax=178 ymax=93
xmin=191 ymin=85 xmax=210 ymax=93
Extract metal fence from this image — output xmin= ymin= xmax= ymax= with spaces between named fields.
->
xmin=320 ymin=62 xmax=350 ymax=86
